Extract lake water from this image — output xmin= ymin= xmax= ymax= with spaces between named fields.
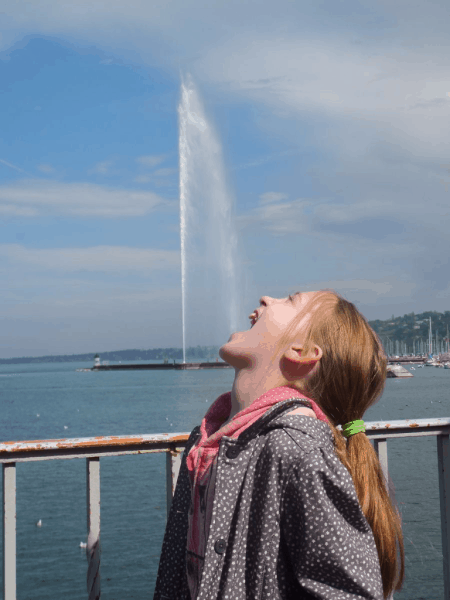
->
xmin=0 ymin=360 xmax=449 ymax=599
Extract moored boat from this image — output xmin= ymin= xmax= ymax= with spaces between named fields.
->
xmin=387 ymin=365 xmax=414 ymax=378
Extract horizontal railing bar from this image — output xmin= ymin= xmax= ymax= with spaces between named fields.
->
xmin=0 ymin=445 xmax=188 ymax=464
xmin=366 ymin=428 xmax=450 ymax=440
xmin=362 ymin=417 xmax=450 ymax=430
xmin=348 ymin=418 xmax=450 ymax=440
xmin=0 ymin=418 xmax=449 ymax=463
xmin=0 ymin=432 xmax=190 ymax=456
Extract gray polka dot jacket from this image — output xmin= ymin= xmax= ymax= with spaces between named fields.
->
xmin=153 ymin=399 xmax=384 ymax=600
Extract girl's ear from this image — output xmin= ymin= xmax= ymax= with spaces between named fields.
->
xmin=280 ymin=344 xmax=322 ymax=381
xmin=285 ymin=344 xmax=323 ymax=365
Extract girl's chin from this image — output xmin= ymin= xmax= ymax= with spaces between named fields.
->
xmin=219 ymin=335 xmax=244 ymax=357
xmin=225 ymin=330 xmax=245 ymax=342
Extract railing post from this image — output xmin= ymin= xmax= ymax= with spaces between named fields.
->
xmin=86 ymin=457 xmax=101 ymax=600
xmin=437 ymin=434 xmax=450 ymax=599
xmin=373 ymin=439 xmax=394 ymax=599
xmin=165 ymin=448 xmax=183 ymax=516
xmin=373 ymin=438 xmax=389 ymax=490
xmin=2 ymin=463 xmax=16 ymax=600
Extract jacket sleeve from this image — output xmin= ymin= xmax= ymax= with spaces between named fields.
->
xmin=153 ymin=427 xmax=200 ymax=600
xmin=280 ymin=449 xmax=384 ymax=600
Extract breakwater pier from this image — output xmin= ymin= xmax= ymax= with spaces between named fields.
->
xmin=91 ymin=361 xmax=232 ymax=371
xmin=387 ymin=355 xmax=426 ymax=364
xmin=89 ymin=356 xmax=425 ymax=371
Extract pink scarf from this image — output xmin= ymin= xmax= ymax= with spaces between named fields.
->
xmin=186 ymin=385 xmax=329 ymax=486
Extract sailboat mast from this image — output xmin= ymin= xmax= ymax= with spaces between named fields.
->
xmin=429 ymin=317 xmax=432 ymax=355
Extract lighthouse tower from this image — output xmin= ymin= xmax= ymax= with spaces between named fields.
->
xmin=94 ymin=354 xmax=101 ymax=368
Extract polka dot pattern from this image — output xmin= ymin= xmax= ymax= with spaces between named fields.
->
xmin=153 ymin=402 xmax=384 ymax=600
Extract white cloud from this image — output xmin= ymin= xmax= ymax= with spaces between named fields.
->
xmin=0 ymin=244 xmax=180 ymax=273
xmin=136 ymin=154 xmax=166 ymax=168
xmin=325 ymin=278 xmax=417 ymax=298
xmin=0 ymin=179 xmax=168 ymax=217
xmin=134 ymin=168 xmax=177 ymax=186
xmin=152 ymin=168 xmax=177 ymax=177
xmin=239 ymin=143 xmax=450 ymax=244
xmin=288 ymin=277 xmax=419 ymax=310
xmin=234 ymin=150 xmax=298 ymax=171
xmin=190 ymin=33 xmax=450 ymax=199
xmin=37 ymin=163 xmax=55 ymax=174
xmin=0 ymin=204 xmax=38 ymax=217
xmin=88 ymin=159 xmax=115 ymax=175
xmin=237 ymin=198 xmax=315 ymax=234
xmin=134 ymin=175 xmax=152 ymax=183
xmin=259 ymin=192 xmax=288 ymax=205
xmin=196 ymin=36 xmax=450 ymax=131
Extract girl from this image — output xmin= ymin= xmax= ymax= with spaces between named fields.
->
xmin=154 ymin=290 xmax=404 ymax=600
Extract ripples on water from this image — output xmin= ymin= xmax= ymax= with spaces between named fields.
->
xmin=0 ymin=361 xmax=448 ymax=599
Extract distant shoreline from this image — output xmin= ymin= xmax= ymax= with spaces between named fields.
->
xmin=2 ymin=308 xmax=450 ymax=365
xmin=0 ymin=346 xmax=221 ymax=365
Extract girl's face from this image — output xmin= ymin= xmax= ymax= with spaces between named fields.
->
xmin=219 ymin=291 xmax=320 ymax=366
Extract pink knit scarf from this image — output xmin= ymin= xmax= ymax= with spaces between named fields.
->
xmin=186 ymin=385 xmax=329 ymax=486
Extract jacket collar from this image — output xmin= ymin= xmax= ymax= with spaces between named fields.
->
xmin=267 ymin=411 xmax=335 ymax=448
xmin=235 ymin=398 xmax=333 ymax=449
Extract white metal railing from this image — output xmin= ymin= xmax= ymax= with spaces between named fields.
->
xmin=0 ymin=433 xmax=188 ymax=600
xmin=1 ymin=418 xmax=450 ymax=599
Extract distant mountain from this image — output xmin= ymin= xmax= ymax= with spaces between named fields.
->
xmin=0 ymin=346 xmax=221 ymax=365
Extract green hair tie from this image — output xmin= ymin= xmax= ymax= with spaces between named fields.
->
xmin=342 ymin=419 xmax=366 ymax=438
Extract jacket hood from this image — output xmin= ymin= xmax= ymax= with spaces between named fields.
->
xmin=266 ymin=412 xmax=335 ymax=449
xmin=235 ymin=398 xmax=334 ymax=450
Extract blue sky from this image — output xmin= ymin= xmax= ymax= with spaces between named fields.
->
xmin=1 ymin=1 xmax=449 ymax=357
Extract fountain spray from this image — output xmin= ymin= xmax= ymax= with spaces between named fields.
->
xmin=178 ymin=74 xmax=241 ymax=363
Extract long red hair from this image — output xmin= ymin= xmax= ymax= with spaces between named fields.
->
xmin=276 ymin=290 xmax=404 ymax=599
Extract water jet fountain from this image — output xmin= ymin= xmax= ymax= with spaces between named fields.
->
xmin=90 ymin=75 xmax=243 ymax=371
xmin=178 ymin=74 xmax=241 ymax=363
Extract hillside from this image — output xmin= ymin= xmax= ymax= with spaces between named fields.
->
xmin=369 ymin=310 xmax=450 ymax=354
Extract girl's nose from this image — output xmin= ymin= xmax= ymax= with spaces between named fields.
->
xmin=260 ymin=296 xmax=275 ymax=306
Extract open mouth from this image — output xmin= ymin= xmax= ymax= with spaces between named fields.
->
xmin=248 ymin=310 xmax=259 ymax=328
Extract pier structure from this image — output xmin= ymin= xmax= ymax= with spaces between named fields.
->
xmin=87 ymin=354 xmax=437 ymax=371
xmin=91 ymin=361 xmax=232 ymax=371
xmin=387 ymin=355 xmax=426 ymax=364
xmin=90 ymin=357 xmax=432 ymax=371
